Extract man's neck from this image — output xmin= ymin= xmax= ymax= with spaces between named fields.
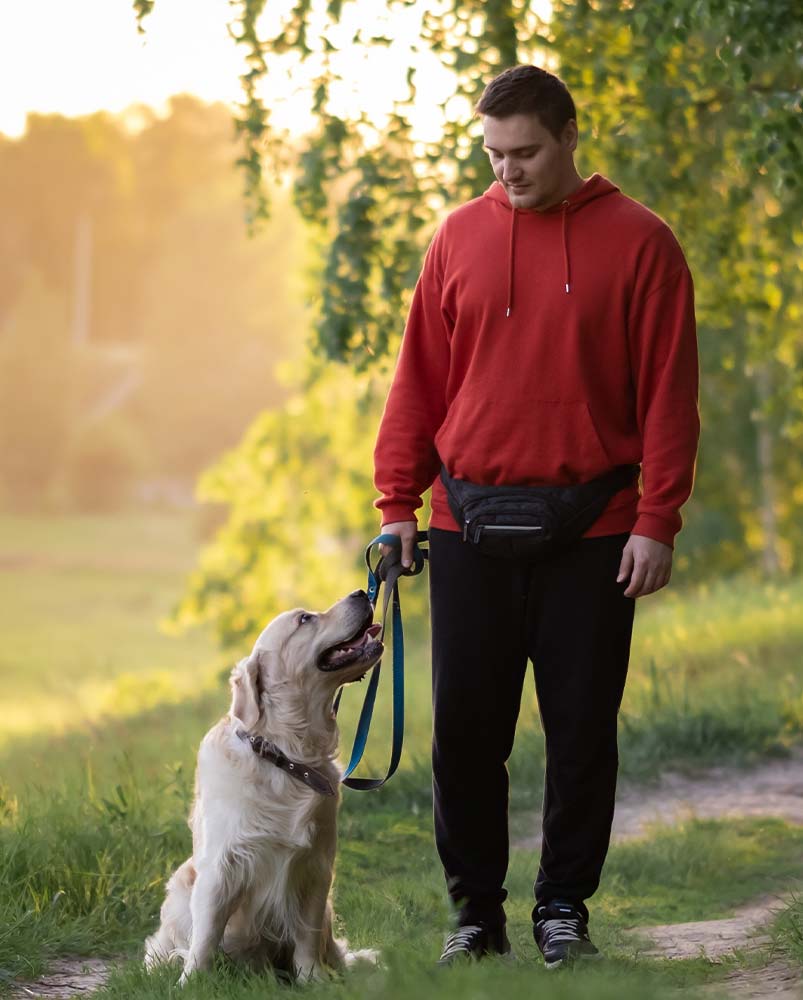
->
xmin=534 ymin=174 xmax=586 ymax=213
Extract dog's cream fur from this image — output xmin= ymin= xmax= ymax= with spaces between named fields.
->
xmin=144 ymin=590 xmax=382 ymax=983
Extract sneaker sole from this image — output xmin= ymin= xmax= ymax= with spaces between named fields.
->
xmin=437 ymin=948 xmax=518 ymax=968
xmin=545 ymin=951 xmax=604 ymax=970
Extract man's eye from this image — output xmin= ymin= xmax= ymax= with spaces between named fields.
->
xmin=298 ymin=613 xmax=315 ymax=625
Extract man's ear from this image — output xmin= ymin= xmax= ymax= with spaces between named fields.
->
xmin=229 ymin=653 xmax=261 ymax=729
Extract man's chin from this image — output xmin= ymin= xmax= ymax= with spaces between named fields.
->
xmin=506 ymin=187 xmax=543 ymax=211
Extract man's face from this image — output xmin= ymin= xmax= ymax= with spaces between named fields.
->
xmin=483 ymin=112 xmax=578 ymax=212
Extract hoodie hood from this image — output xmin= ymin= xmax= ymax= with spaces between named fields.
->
xmin=483 ymin=173 xmax=620 ymax=313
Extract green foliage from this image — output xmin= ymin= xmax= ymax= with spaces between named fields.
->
xmin=169 ymin=360 xmax=429 ymax=647
xmin=132 ymin=0 xmax=803 ymax=586
xmin=132 ymin=0 xmax=154 ymax=33
xmin=228 ymin=0 xmax=271 ymax=229
xmin=546 ymin=0 xmax=803 ymax=573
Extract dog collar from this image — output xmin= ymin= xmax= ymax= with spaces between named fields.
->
xmin=235 ymin=728 xmax=336 ymax=797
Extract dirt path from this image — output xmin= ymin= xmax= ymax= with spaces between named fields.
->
xmin=513 ymin=747 xmax=803 ymax=851
xmin=9 ymin=957 xmax=115 ymax=999
xmin=513 ymin=749 xmax=803 ymax=996
xmin=629 ymin=893 xmax=791 ymax=960
xmin=625 ymin=890 xmax=803 ymax=996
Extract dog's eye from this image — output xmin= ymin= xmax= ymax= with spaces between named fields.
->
xmin=298 ymin=613 xmax=315 ymax=626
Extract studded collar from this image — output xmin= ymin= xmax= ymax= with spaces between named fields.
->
xmin=235 ymin=728 xmax=336 ymax=797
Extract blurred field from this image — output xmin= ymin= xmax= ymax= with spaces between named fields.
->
xmin=0 ymin=512 xmax=222 ymax=751
xmin=2 ymin=509 xmax=802 ymax=794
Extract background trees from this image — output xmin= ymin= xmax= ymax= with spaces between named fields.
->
xmin=133 ymin=0 xmax=803 ymax=645
xmin=0 ymin=98 xmax=308 ymax=510
xmin=5 ymin=1 xmax=799 ymax=643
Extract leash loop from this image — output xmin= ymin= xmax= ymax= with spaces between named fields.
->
xmin=336 ymin=531 xmax=428 ymax=790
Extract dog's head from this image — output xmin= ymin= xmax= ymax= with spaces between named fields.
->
xmin=229 ymin=589 xmax=383 ymax=736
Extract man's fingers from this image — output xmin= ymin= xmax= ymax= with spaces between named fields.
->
xmin=378 ymin=536 xmax=414 ymax=566
xmin=642 ymin=567 xmax=660 ymax=596
xmin=623 ymin=559 xmax=647 ymax=598
xmin=617 ymin=547 xmax=634 ymax=584
xmin=625 ymin=560 xmax=672 ymax=598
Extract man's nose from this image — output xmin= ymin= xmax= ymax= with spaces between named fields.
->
xmin=501 ymin=160 xmax=521 ymax=182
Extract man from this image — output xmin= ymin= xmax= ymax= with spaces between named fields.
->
xmin=373 ymin=65 xmax=699 ymax=968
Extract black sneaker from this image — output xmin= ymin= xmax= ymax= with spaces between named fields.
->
xmin=437 ymin=922 xmax=514 ymax=966
xmin=533 ymin=900 xmax=602 ymax=969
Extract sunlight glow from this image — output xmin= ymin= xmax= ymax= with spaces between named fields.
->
xmin=0 ymin=0 xmax=550 ymax=141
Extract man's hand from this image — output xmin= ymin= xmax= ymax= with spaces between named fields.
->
xmin=378 ymin=520 xmax=419 ymax=568
xmin=617 ymin=534 xmax=673 ymax=598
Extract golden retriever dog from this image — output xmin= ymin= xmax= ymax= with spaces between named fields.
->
xmin=144 ymin=588 xmax=383 ymax=983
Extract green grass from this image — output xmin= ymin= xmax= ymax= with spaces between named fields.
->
xmin=3 ymin=754 xmax=802 ymax=997
xmin=2 ymin=510 xmax=803 ymax=998
xmin=776 ymin=892 xmax=803 ymax=966
xmin=0 ymin=512 xmax=221 ymax=749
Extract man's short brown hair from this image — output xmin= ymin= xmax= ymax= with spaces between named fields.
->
xmin=476 ymin=65 xmax=577 ymax=141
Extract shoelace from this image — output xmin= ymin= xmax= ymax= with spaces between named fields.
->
xmin=440 ymin=924 xmax=485 ymax=958
xmin=538 ymin=917 xmax=585 ymax=946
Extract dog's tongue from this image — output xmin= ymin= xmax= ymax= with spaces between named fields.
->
xmin=341 ymin=622 xmax=382 ymax=650
xmin=322 ymin=622 xmax=383 ymax=668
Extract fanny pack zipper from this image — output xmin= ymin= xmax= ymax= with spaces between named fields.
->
xmin=464 ymin=521 xmax=546 ymax=543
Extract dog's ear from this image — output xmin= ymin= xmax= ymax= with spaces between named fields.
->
xmin=229 ymin=653 xmax=261 ymax=729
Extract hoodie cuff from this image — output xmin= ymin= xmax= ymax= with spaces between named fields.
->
xmin=631 ymin=513 xmax=678 ymax=549
xmin=378 ymin=505 xmax=419 ymax=528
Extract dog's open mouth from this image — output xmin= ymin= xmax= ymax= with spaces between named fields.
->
xmin=317 ymin=617 xmax=383 ymax=671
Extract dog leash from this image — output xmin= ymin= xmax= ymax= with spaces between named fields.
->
xmin=335 ymin=531 xmax=428 ymax=790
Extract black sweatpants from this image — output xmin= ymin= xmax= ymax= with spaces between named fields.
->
xmin=428 ymin=526 xmax=636 ymax=929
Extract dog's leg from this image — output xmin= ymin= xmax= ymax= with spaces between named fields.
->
xmin=293 ymin=870 xmax=345 ymax=983
xmin=144 ymin=859 xmax=196 ymax=970
xmin=321 ymin=899 xmax=347 ymax=971
xmin=179 ymin=863 xmax=238 ymax=985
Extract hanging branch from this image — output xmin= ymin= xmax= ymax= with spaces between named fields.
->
xmin=132 ymin=0 xmax=154 ymax=33
xmin=227 ymin=0 xmax=272 ymax=230
xmin=132 ymin=0 xmax=523 ymax=364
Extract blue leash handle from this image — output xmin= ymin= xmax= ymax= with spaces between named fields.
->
xmin=336 ymin=531 xmax=427 ymax=790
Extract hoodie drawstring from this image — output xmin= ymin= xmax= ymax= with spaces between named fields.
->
xmin=506 ymin=208 xmax=517 ymax=318
xmin=562 ymin=200 xmax=571 ymax=294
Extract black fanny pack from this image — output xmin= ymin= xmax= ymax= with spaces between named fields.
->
xmin=439 ymin=463 xmax=640 ymax=560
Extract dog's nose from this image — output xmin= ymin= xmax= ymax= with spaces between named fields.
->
xmin=349 ymin=589 xmax=367 ymax=601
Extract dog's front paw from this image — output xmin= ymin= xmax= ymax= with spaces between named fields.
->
xmin=344 ymin=948 xmax=382 ymax=969
xmin=177 ymin=962 xmax=198 ymax=988
xmin=294 ymin=959 xmax=328 ymax=983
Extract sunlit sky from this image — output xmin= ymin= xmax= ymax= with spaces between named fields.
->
xmin=0 ymin=0 xmax=540 ymax=142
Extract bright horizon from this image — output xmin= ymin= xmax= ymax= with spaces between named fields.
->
xmin=0 ymin=0 xmax=541 ymax=142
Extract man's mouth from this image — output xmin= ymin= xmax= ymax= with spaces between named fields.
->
xmin=317 ymin=615 xmax=383 ymax=671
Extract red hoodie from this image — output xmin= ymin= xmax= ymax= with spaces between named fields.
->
xmin=373 ymin=173 xmax=700 ymax=548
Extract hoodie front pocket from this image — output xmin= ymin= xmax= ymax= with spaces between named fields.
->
xmin=523 ymin=399 xmax=612 ymax=482
xmin=435 ymin=395 xmax=613 ymax=485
